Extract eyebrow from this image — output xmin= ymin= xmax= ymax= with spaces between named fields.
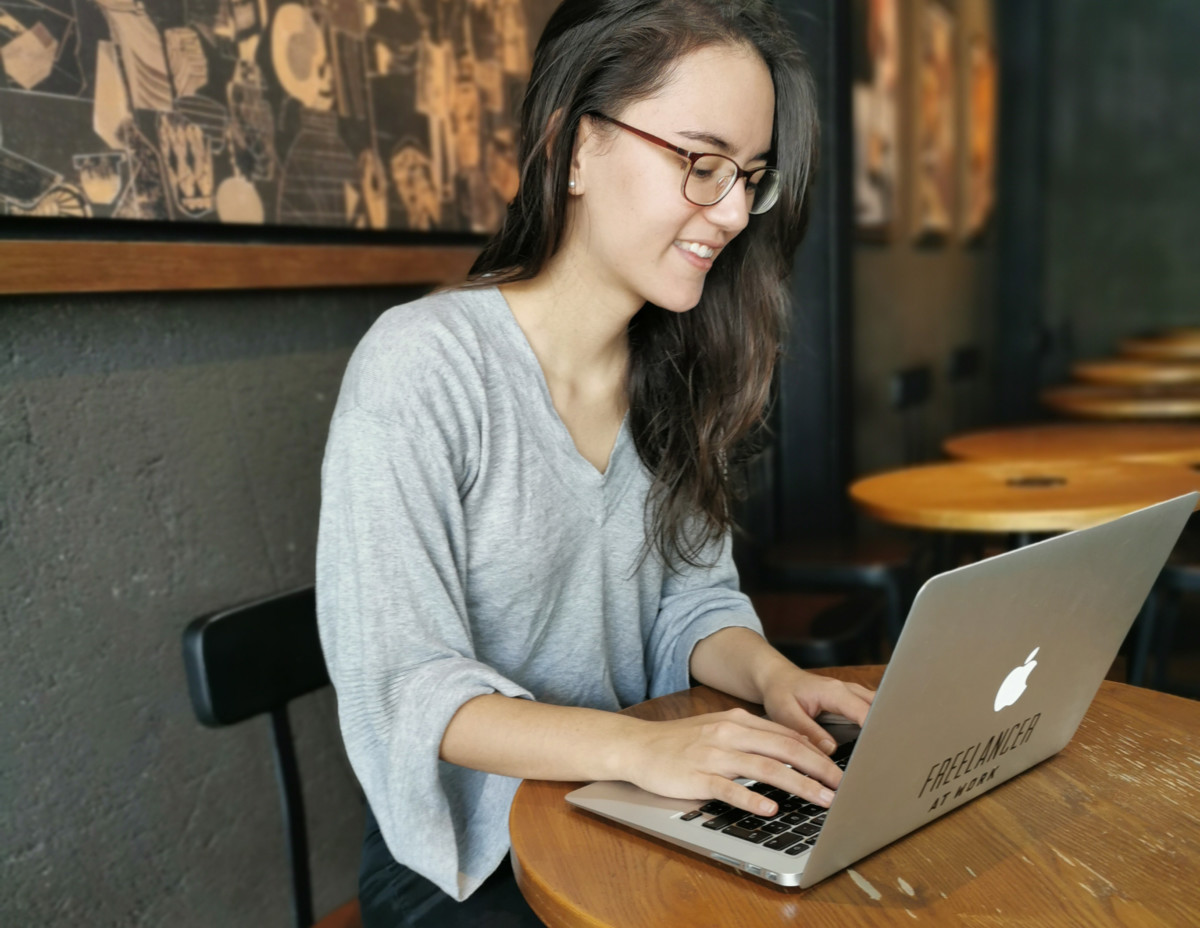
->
xmin=676 ymin=129 xmax=771 ymax=163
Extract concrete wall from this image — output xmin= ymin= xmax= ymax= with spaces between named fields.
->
xmin=853 ymin=0 xmax=996 ymax=478
xmin=1 ymin=285 xmax=422 ymax=925
xmin=1044 ymin=0 xmax=1200 ymax=360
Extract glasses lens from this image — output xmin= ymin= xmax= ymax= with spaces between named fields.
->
xmin=685 ymin=154 xmax=739 ymax=206
xmin=747 ymin=168 xmax=781 ymax=215
xmin=686 ymin=158 xmax=782 ymax=214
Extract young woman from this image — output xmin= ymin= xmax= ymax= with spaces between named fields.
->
xmin=317 ymin=1 xmax=874 ymax=924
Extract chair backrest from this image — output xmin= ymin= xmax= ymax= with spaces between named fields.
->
xmin=889 ymin=365 xmax=933 ymax=464
xmin=948 ymin=344 xmax=983 ymax=433
xmin=182 ymin=586 xmax=329 ymax=928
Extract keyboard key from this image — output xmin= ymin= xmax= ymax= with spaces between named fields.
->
xmin=699 ymin=801 xmax=730 ymax=815
xmin=749 ymin=782 xmax=773 ymax=795
xmin=703 ymin=809 xmax=748 ymax=830
xmin=780 ymin=812 xmax=809 ymax=826
xmin=793 ymin=822 xmax=821 ymax=837
xmin=784 ymin=843 xmax=808 ymax=856
xmin=762 ymin=821 xmax=790 ymax=835
xmin=811 ymin=813 xmax=827 ymax=825
xmin=738 ymin=817 xmax=766 ymax=830
xmin=763 ymin=787 xmax=790 ymax=803
xmin=722 ymin=825 xmax=770 ymax=844
xmin=680 ymin=810 xmax=702 ymax=821
xmin=763 ymin=832 xmax=803 ymax=851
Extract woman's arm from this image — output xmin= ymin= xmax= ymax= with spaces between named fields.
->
xmin=689 ymin=626 xmax=875 ymax=752
xmin=440 ymin=690 xmax=844 ymax=817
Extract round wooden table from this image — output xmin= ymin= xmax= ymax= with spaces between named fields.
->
xmin=1120 ymin=332 xmax=1200 ymax=361
xmin=510 ymin=667 xmax=1200 ymax=927
xmin=1072 ymin=358 xmax=1200 ymax=386
xmin=1042 ymin=383 xmax=1200 ymax=419
xmin=942 ymin=422 xmax=1200 ymax=465
xmin=847 ymin=459 xmax=1200 ymax=534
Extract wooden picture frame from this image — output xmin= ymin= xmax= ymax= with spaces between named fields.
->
xmin=0 ymin=240 xmax=479 ymax=294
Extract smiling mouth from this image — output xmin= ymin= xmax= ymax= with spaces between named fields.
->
xmin=675 ymin=240 xmax=716 ymax=259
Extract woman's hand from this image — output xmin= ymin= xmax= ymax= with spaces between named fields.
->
xmin=758 ymin=664 xmax=875 ymax=755
xmin=617 ymin=707 xmax=844 ymax=817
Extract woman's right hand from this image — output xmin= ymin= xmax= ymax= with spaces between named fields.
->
xmin=617 ymin=707 xmax=844 ymax=818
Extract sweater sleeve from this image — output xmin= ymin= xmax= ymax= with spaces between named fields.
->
xmin=644 ymin=533 xmax=764 ymax=699
xmin=316 ymin=392 xmax=532 ymax=901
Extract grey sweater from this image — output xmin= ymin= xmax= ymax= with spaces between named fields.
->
xmin=316 ymin=286 xmax=762 ymax=900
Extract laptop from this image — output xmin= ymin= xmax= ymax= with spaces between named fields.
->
xmin=566 ymin=492 xmax=1199 ymax=889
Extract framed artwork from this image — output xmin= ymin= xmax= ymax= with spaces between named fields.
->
xmin=851 ymin=0 xmax=900 ymax=241
xmin=0 ymin=0 xmax=557 ymax=234
xmin=913 ymin=0 xmax=956 ymax=243
xmin=962 ymin=34 xmax=997 ymax=242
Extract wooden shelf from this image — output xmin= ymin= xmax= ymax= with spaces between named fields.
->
xmin=0 ymin=240 xmax=481 ymax=295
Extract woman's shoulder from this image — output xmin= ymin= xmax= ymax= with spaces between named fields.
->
xmin=361 ymin=286 xmax=502 ymax=360
xmin=339 ymin=287 xmax=505 ymax=421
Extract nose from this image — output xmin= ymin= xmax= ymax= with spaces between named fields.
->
xmin=703 ymin=178 xmax=752 ymax=235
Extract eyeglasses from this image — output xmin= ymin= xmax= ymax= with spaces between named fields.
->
xmin=590 ymin=113 xmax=781 ymax=215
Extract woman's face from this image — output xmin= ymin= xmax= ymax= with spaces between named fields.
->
xmin=564 ymin=43 xmax=776 ymax=315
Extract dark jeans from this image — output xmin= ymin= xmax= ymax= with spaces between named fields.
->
xmin=359 ymin=803 xmax=544 ymax=928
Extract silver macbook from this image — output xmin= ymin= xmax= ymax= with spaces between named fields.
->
xmin=566 ymin=492 xmax=1199 ymax=888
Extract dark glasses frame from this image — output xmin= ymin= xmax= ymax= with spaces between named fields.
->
xmin=588 ymin=112 xmax=780 ymax=213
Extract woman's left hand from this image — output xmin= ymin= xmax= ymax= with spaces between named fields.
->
xmin=759 ymin=664 xmax=875 ymax=755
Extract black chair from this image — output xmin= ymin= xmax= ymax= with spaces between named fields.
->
xmin=947 ymin=345 xmax=983 ymax=434
xmin=891 ymin=364 xmax=934 ymax=464
xmin=182 ymin=586 xmax=362 ymax=928
xmin=749 ymin=588 xmax=887 ymax=668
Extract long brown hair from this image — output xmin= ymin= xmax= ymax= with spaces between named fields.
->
xmin=469 ymin=0 xmax=817 ymax=568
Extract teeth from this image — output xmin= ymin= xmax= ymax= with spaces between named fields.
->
xmin=676 ymin=241 xmax=715 ymax=259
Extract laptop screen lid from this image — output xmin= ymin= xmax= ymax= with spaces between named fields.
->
xmin=800 ymin=491 xmax=1199 ymax=887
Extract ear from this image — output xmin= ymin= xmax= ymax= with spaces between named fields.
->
xmin=568 ymin=114 xmax=601 ymax=196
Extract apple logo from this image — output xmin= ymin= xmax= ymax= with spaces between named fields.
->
xmin=994 ymin=647 xmax=1039 ymax=712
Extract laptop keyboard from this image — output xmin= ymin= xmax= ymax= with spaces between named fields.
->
xmin=679 ymin=743 xmax=853 ymax=856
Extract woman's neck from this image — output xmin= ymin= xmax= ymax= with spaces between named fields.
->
xmin=499 ymin=254 xmax=640 ymax=402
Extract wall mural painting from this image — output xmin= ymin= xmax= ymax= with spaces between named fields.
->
xmin=0 ymin=0 xmax=556 ymax=233
xmin=851 ymin=0 xmax=899 ymax=242
xmin=913 ymin=0 xmax=955 ymax=243
xmin=961 ymin=33 xmax=995 ymax=242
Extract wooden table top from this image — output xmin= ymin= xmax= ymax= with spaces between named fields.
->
xmin=848 ymin=459 xmax=1200 ymax=533
xmin=1073 ymin=358 xmax=1200 ymax=386
xmin=509 ymin=667 xmax=1200 ymax=928
xmin=1120 ymin=333 xmax=1200 ymax=361
xmin=1042 ymin=383 xmax=1200 ymax=419
xmin=943 ymin=422 xmax=1200 ymax=465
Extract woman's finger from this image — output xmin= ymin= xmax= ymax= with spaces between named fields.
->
xmin=717 ymin=754 xmax=838 ymax=812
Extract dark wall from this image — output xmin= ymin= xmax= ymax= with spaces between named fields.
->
xmin=996 ymin=0 xmax=1200 ymax=418
xmin=1044 ymin=0 xmax=1200 ymax=357
xmin=1 ymin=285 xmax=421 ymax=926
xmin=773 ymin=0 xmax=855 ymax=541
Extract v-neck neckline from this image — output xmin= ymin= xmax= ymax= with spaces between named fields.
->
xmin=481 ymin=287 xmax=638 ymax=512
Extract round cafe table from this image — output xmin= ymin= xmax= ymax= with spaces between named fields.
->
xmin=847 ymin=459 xmax=1200 ymax=534
xmin=1041 ymin=383 xmax=1200 ymax=419
xmin=1120 ymin=332 xmax=1200 ymax=361
xmin=942 ymin=422 xmax=1200 ymax=466
xmin=1072 ymin=357 xmax=1200 ymax=386
xmin=510 ymin=667 xmax=1200 ymax=927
